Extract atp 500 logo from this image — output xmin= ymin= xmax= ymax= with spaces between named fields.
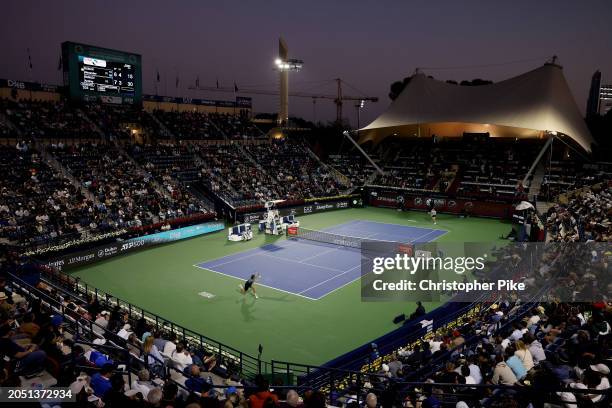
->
xmin=120 ymin=240 xmax=146 ymax=252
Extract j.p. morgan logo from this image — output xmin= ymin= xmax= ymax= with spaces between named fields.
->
xmin=67 ymin=253 xmax=95 ymax=265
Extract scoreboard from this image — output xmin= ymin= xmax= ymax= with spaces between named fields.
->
xmin=62 ymin=42 xmax=142 ymax=105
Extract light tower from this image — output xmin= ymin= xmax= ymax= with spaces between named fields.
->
xmin=275 ymin=37 xmax=303 ymax=126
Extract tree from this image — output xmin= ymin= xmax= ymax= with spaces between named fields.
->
xmin=388 ymin=76 xmax=414 ymax=100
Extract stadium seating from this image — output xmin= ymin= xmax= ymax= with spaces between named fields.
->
xmin=364 ymin=138 xmax=535 ymax=200
xmin=1 ymin=98 xmax=96 ymax=139
xmin=243 ymin=139 xmax=345 ymax=200
xmin=195 ymin=143 xmax=281 ymax=206
xmin=50 ymin=142 xmax=206 ymax=227
xmin=1 ymin=97 xmax=610 ymax=407
xmin=0 ymin=142 xmax=111 ymax=246
xmin=154 ymin=110 xmax=264 ymax=140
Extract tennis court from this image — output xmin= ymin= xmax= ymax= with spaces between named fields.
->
xmin=195 ymin=220 xmax=447 ymax=300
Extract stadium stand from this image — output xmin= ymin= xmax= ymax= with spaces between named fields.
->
xmin=195 ymin=142 xmax=282 ymax=206
xmin=545 ymin=184 xmax=611 ymax=242
xmin=154 ymin=110 xmax=264 ymax=140
xmin=1 ymin=98 xmax=96 ymax=139
xmin=50 ymin=142 xmax=205 ymax=227
xmin=243 ymin=139 xmax=346 ymax=200
xmin=0 ymin=141 xmax=112 ymax=247
xmin=366 ymin=138 xmax=536 ymax=200
xmin=0 ymin=95 xmax=610 ymax=407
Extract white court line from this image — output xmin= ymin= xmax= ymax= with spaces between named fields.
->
xmin=315 ymin=226 xmax=450 ymax=299
xmin=194 ymin=222 xmax=450 ymax=301
xmin=200 ymin=248 xmax=269 ymax=269
xmin=194 ymin=239 xmax=290 ymax=267
xmin=298 ymin=264 xmax=361 ymax=295
xmin=409 ymin=229 xmax=440 ymax=243
xmin=259 ymin=252 xmax=349 ymax=273
xmin=299 ymin=246 xmax=339 ymax=262
xmin=192 ymin=263 xmax=318 ymax=301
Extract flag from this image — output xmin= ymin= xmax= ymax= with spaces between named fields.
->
xmin=156 ymin=70 xmax=160 ymax=83
xmin=234 ymin=82 xmax=238 ymax=92
xmin=27 ymin=48 xmax=33 ymax=69
xmin=175 ymin=75 xmax=179 ymax=88
xmin=195 ymin=75 xmax=200 ymax=88
xmin=57 ymin=55 xmax=62 ymax=71
xmin=216 ymin=78 xmax=219 ymax=88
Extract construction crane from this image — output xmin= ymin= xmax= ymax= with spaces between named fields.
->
xmin=188 ymin=78 xmax=378 ymax=123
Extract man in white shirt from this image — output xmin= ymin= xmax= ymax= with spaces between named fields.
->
xmin=162 ymin=334 xmax=177 ymax=358
xmin=170 ymin=343 xmax=193 ymax=372
xmin=509 ymin=322 xmax=527 ymax=342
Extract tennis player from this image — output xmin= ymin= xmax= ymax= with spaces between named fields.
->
xmin=430 ymin=208 xmax=437 ymax=225
xmin=240 ymin=274 xmax=259 ymax=299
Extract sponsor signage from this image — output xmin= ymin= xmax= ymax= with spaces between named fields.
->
xmin=46 ymin=221 xmax=224 ymax=270
xmin=143 ymin=94 xmax=251 ymax=108
xmin=0 ymin=78 xmax=60 ymax=93
xmin=241 ymin=199 xmax=357 ymax=223
xmin=369 ymin=192 xmax=512 ymax=219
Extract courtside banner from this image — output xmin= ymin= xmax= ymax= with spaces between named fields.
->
xmin=241 ymin=198 xmax=358 ymax=224
xmin=361 ymin=241 xmax=611 ymax=302
xmin=46 ymin=221 xmax=224 ymax=270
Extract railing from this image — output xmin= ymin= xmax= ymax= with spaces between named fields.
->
xmin=7 ymin=274 xmax=206 ymax=394
xmin=269 ymin=301 xmax=486 ymax=393
xmin=34 ymin=265 xmax=267 ymax=378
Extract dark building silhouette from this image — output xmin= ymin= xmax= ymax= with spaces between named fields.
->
xmin=586 ymin=70 xmax=601 ymax=118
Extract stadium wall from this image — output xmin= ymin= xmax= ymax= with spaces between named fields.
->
xmin=368 ymin=189 xmax=514 ymax=219
xmin=42 ymin=221 xmax=224 ymax=271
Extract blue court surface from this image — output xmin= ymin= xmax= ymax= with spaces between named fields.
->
xmin=194 ymin=220 xmax=447 ymax=300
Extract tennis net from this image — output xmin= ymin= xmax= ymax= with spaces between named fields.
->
xmin=286 ymin=226 xmax=411 ymax=252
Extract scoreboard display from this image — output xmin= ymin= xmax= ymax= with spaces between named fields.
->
xmin=62 ymin=41 xmax=142 ymax=105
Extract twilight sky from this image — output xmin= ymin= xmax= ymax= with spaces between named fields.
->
xmin=2 ymin=0 xmax=612 ymax=126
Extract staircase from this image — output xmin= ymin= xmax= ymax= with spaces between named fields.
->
xmin=34 ymin=141 xmax=98 ymax=203
xmin=146 ymin=110 xmax=176 ymax=140
xmin=77 ymin=108 xmax=106 ymax=138
xmin=113 ymin=141 xmax=174 ymax=202
xmin=528 ymin=161 xmax=546 ymax=200
xmin=303 ymin=143 xmax=352 ymax=191
xmin=187 ymin=143 xmax=241 ymax=199
xmin=207 ymin=120 xmax=280 ymax=192
xmin=0 ymin=112 xmax=23 ymax=137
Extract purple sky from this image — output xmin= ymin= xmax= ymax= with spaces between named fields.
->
xmin=2 ymin=1 xmax=612 ymax=126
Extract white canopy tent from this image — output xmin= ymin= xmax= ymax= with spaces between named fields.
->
xmin=360 ymin=63 xmax=594 ymax=152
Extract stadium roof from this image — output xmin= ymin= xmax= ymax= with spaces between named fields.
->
xmin=360 ymin=63 xmax=594 ymax=152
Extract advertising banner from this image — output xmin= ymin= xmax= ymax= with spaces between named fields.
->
xmin=241 ymin=198 xmax=358 ymax=224
xmin=369 ymin=192 xmax=513 ymax=219
xmin=46 ymin=221 xmax=224 ymax=270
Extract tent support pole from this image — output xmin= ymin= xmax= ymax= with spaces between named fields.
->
xmin=522 ymin=135 xmax=554 ymax=187
xmin=343 ymin=131 xmax=385 ymax=175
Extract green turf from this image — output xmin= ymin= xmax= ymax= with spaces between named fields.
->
xmin=69 ymin=207 xmax=512 ymax=365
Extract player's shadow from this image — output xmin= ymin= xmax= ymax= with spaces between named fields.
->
xmin=257 ymin=294 xmax=292 ymax=302
xmin=239 ymin=296 xmax=256 ymax=322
